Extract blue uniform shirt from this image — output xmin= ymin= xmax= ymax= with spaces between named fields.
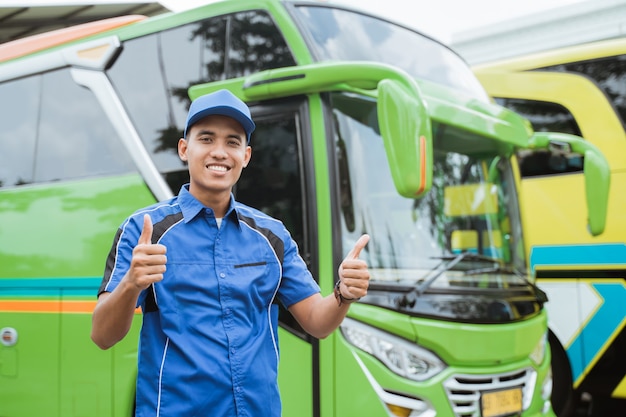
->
xmin=99 ymin=185 xmax=321 ymax=416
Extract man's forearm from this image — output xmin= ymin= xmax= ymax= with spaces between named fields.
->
xmin=289 ymin=292 xmax=351 ymax=339
xmin=91 ymin=279 xmax=141 ymax=349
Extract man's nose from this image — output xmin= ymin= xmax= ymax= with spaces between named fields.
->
xmin=209 ymin=142 xmax=228 ymax=157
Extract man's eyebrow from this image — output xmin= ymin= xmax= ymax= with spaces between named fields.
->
xmin=229 ymin=132 xmax=244 ymax=140
xmin=194 ymin=128 xmax=244 ymax=141
xmin=196 ymin=129 xmax=216 ymax=136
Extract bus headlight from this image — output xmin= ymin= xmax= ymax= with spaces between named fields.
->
xmin=340 ymin=318 xmax=446 ymax=381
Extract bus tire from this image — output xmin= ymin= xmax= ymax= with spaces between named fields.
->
xmin=549 ymin=331 xmax=575 ymax=416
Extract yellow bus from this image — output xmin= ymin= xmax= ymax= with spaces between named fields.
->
xmin=474 ymin=37 xmax=626 ymax=417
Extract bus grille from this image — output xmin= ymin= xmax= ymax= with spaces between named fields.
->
xmin=443 ymin=368 xmax=536 ymax=417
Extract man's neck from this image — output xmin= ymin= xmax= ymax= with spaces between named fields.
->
xmin=188 ymin=186 xmax=231 ymax=218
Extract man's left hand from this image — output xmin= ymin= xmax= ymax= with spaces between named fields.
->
xmin=337 ymin=234 xmax=370 ymax=300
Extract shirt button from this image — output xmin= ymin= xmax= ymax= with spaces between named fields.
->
xmin=219 ymin=273 xmax=225 ymax=278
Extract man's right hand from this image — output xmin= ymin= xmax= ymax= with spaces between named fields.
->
xmin=129 ymin=214 xmax=167 ymax=290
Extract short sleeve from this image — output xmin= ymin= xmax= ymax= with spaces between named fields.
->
xmin=277 ymin=227 xmax=320 ymax=308
xmin=98 ymin=214 xmax=147 ymax=307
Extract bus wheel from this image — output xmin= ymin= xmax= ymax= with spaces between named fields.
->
xmin=549 ymin=332 xmax=575 ymax=416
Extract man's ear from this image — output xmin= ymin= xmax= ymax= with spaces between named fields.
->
xmin=243 ymin=145 xmax=252 ymax=168
xmin=178 ymin=138 xmax=188 ymax=161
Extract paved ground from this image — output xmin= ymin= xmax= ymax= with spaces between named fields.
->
xmin=573 ymin=397 xmax=626 ymax=417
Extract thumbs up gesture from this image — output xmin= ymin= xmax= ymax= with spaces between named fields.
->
xmin=337 ymin=234 xmax=370 ymax=300
xmin=128 ymin=214 xmax=167 ymax=290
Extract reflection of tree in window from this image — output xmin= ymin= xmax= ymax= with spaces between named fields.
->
xmin=108 ymin=11 xmax=296 ymax=195
xmin=228 ymin=12 xmax=296 ymax=77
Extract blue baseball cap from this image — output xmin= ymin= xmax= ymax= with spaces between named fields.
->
xmin=184 ymin=89 xmax=256 ymax=142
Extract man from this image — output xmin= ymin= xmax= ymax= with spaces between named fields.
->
xmin=91 ymin=89 xmax=370 ymax=416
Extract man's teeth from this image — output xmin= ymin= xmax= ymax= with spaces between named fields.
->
xmin=208 ymin=165 xmax=227 ymax=171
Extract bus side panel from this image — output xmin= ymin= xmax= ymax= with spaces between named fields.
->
xmin=0 ymin=175 xmax=155 ymax=417
xmin=519 ymin=144 xmax=626 ymax=397
xmin=277 ymin=329 xmax=314 ymax=417
xmin=0 ymin=310 xmax=60 ymax=416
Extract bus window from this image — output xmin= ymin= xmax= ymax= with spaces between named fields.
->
xmin=0 ymin=68 xmax=134 ymax=188
xmin=106 ymin=10 xmax=296 ymax=194
xmin=0 ymin=77 xmax=37 ymax=187
xmin=541 ymin=55 xmax=626 ymax=124
xmin=234 ymin=103 xmax=310 ymax=341
xmin=236 ymin=114 xmax=306 ymax=251
xmin=495 ymin=98 xmax=584 ymax=177
xmin=494 ymin=98 xmax=582 ymax=136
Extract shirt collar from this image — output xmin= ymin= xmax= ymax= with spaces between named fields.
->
xmin=177 ymin=184 xmax=241 ymax=228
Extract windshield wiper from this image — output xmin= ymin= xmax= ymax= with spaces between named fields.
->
xmin=431 ymin=252 xmax=502 ymax=264
xmin=397 ymin=252 xmax=470 ymax=307
xmin=431 ymin=253 xmax=522 ymax=276
xmin=397 ymin=252 xmax=519 ymax=308
xmin=464 ymin=264 xmax=518 ymax=276
xmin=418 ymin=252 xmax=502 ymax=290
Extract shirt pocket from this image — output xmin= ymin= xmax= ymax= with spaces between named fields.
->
xmin=232 ymin=260 xmax=280 ymax=311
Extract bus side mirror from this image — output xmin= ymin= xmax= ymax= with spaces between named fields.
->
xmin=377 ymin=79 xmax=433 ymax=198
xmin=529 ymin=132 xmax=610 ymax=236
xmin=189 ymin=62 xmax=435 ymax=198
xmin=582 ymin=148 xmax=610 ymax=235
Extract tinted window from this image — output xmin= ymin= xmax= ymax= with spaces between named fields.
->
xmin=234 ymin=108 xmax=308 ymax=336
xmin=107 ymin=10 xmax=296 ymax=194
xmin=495 ymin=97 xmax=584 ymax=177
xmin=542 ymin=55 xmax=626 ymax=126
xmin=0 ymin=77 xmax=38 ymax=187
xmin=236 ymin=115 xmax=305 ymax=251
xmin=0 ymin=69 xmax=134 ymax=188
xmin=495 ymin=98 xmax=581 ymax=136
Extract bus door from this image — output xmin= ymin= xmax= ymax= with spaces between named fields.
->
xmin=233 ymin=97 xmax=320 ymax=417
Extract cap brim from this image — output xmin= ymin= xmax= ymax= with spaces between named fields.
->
xmin=185 ymin=105 xmax=255 ymax=141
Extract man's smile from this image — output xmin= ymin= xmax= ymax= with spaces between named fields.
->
xmin=207 ymin=164 xmax=229 ymax=172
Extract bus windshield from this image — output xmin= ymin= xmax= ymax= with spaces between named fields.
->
xmin=332 ymin=92 xmax=528 ymax=289
xmin=291 ymin=4 xmax=488 ymax=101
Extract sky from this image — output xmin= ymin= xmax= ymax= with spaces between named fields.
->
xmin=162 ymin=0 xmax=587 ymax=44
xmin=4 ymin=0 xmax=588 ymax=44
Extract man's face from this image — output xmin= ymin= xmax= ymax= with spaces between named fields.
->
xmin=178 ymin=114 xmax=251 ymax=200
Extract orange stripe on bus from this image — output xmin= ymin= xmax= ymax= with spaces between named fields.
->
xmin=0 ymin=15 xmax=146 ymax=62
xmin=416 ymin=135 xmax=427 ymax=195
xmin=0 ymin=300 xmax=141 ymax=314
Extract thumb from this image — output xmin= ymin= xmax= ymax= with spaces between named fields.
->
xmin=138 ymin=214 xmax=153 ymax=245
xmin=346 ymin=234 xmax=370 ymax=259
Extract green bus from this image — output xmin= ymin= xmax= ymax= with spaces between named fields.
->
xmin=0 ymin=1 xmax=609 ymax=416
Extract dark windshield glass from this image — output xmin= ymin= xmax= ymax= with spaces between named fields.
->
xmin=291 ymin=5 xmax=488 ymax=101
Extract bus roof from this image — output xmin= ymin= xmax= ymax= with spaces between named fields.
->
xmin=473 ymin=37 xmax=626 ymax=73
xmin=0 ymin=14 xmax=147 ymax=62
